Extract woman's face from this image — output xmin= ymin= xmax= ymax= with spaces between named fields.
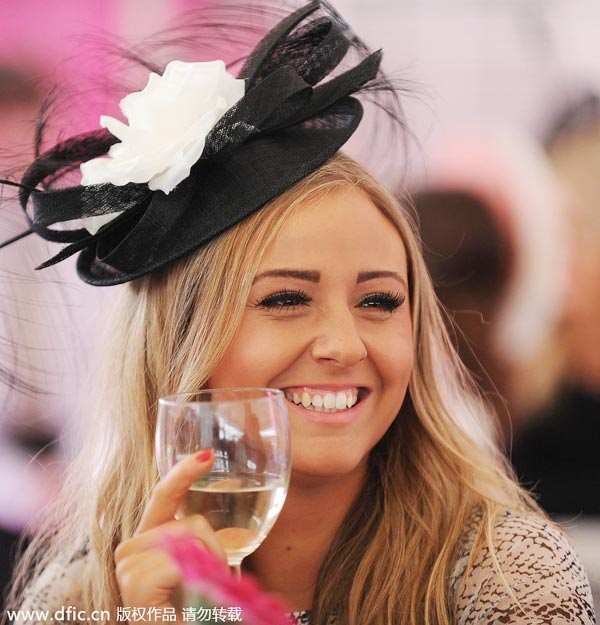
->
xmin=208 ymin=186 xmax=414 ymax=481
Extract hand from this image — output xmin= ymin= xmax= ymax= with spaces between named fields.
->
xmin=114 ymin=450 xmax=227 ymax=616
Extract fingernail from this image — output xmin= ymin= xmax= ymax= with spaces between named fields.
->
xmin=195 ymin=449 xmax=212 ymax=463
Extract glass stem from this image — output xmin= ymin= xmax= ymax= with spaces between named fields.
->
xmin=230 ymin=562 xmax=242 ymax=580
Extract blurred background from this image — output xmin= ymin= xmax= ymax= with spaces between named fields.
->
xmin=0 ymin=0 xmax=599 ymax=609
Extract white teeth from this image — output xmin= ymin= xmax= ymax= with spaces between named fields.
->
xmin=323 ymin=393 xmax=336 ymax=409
xmin=284 ymin=388 xmax=361 ymax=412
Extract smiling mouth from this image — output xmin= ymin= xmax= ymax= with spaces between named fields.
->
xmin=282 ymin=387 xmax=369 ymax=413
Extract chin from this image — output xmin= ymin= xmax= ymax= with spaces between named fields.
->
xmin=290 ymin=448 xmax=370 ymax=483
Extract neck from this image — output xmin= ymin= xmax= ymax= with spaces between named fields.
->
xmin=245 ymin=462 xmax=367 ymax=611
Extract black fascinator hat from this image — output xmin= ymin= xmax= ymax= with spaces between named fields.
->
xmin=1 ymin=1 xmax=392 ymax=286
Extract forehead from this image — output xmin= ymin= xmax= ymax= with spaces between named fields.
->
xmin=261 ymin=186 xmax=408 ymax=274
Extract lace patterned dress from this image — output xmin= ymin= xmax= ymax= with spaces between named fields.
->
xmin=13 ymin=512 xmax=597 ymax=624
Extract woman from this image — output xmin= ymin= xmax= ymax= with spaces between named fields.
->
xmin=2 ymin=3 xmax=595 ymax=625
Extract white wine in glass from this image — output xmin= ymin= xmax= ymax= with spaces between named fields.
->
xmin=156 ymin=388 xmax=290 ymax=576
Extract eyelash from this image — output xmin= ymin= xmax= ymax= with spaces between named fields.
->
xmin=358 ymin=291 xmax=406 ymax=312
xmin=253 ymin=289 xmax=311 ymax=310
xmin=253 ymin=290 xmax=405 ymax=313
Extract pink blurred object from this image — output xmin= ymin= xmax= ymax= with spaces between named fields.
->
xmin=0 ymin=0 xmax=114 ymax=135
xmin=163 ymin=532 xmax=291 ymax=625
xmin=0 ymin=0 xmax=110 ymax=63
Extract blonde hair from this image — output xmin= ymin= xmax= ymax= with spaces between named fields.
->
xmin=8 ymin=153 xmax=542 ymax=625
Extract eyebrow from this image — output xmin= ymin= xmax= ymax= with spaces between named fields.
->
xmin=252 ymin=269 xmax=320 ymax=283
xmin=253 ymin=268 xmax=407 ymax=289
xmin=357 ymin=271 xmax=408 ymax=289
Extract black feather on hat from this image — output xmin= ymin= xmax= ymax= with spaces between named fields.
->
xmin=0 ymin=1 xmax=397 ymax=286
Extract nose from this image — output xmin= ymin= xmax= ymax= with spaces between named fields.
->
xmin=310 ymin=306 xmax=367 ymax=367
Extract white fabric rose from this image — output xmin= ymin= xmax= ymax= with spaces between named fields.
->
xmin=79 ymin=60 xmax=245 ymax=234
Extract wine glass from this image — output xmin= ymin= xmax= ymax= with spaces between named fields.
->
xmin=156 ymin=388 xmax=290 ymax=577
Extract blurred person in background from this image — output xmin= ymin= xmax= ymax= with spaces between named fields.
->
xmin=0 ymin=0 xmax=159 ymax=601
xmin=510 ymin=95 xmax=600 ymax=517
xmin=412 ymin=129 xmax=568 ymax=447
xmin=0 ymin=64 xmax=64 ymax=602
xmin=414 ymin=123 xmax=600 ymax=607
xmin=509 ymin=95 xmax=600 ymax=608
xmin=0 ymin=64 xmax=103 ymax=606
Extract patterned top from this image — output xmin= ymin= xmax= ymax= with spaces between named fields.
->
xmin=14 ymin=512 xmax=597 ymax=624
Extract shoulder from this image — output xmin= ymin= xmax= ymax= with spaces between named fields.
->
xmin=451 ymin=510 xmax=596 ymax=625
xmin=16 ymin=551 xmax=89 ymax=624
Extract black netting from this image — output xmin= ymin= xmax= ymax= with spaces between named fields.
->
xmin=250 ymin=18 xmax=348 ymax=87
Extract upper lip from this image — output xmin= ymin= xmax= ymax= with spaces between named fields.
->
xmin=280 ymin=384 xmax=370 ymax=392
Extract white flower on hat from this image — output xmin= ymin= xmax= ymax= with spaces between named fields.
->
xmin=80 ymin=59 xmax=245 ymax=234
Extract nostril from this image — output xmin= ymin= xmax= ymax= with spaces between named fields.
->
xmin=310 ymin=332 xmax=368 ymax=367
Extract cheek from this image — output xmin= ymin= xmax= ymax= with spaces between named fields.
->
xmin=369 ymin=323 xmax=414 ymax=383
xmin=375 ymin=343 xmax=414 ymax=437
xmin=382 ymin=350 xmax=413 ymax=418
xmin=208 ymin=318 xmax=303 ymax=388
xmin=388 ymin=337 xmax=414 ymax=377
xmin=372 ymin=334 xmax=414 ymax=421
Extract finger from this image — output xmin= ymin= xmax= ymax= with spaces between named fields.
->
xmin=116 ymin=516 xmax=228 ymax=565
xmin=116 ymin=549 xmax=180 ymax=608
xmin=137 ymin=449 xmax=213 ymax=533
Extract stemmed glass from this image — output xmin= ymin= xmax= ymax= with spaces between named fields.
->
xmin=156 ymin=388 xmax=290 ymax=577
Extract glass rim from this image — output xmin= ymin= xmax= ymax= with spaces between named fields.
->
xmin=158 ymin=387 xmax=284 ymax=407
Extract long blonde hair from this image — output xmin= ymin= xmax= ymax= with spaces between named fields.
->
xmin=8 ymin=153 xmax=541 ymax=625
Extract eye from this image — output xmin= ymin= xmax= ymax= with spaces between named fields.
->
xmin=358 ymin=291 xmax=406 ymax=313
xmin=253 ymin=289 xmax=312 ymax=311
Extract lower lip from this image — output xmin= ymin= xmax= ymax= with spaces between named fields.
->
xmin=285 ymin=394 xmax=369 ymax=425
